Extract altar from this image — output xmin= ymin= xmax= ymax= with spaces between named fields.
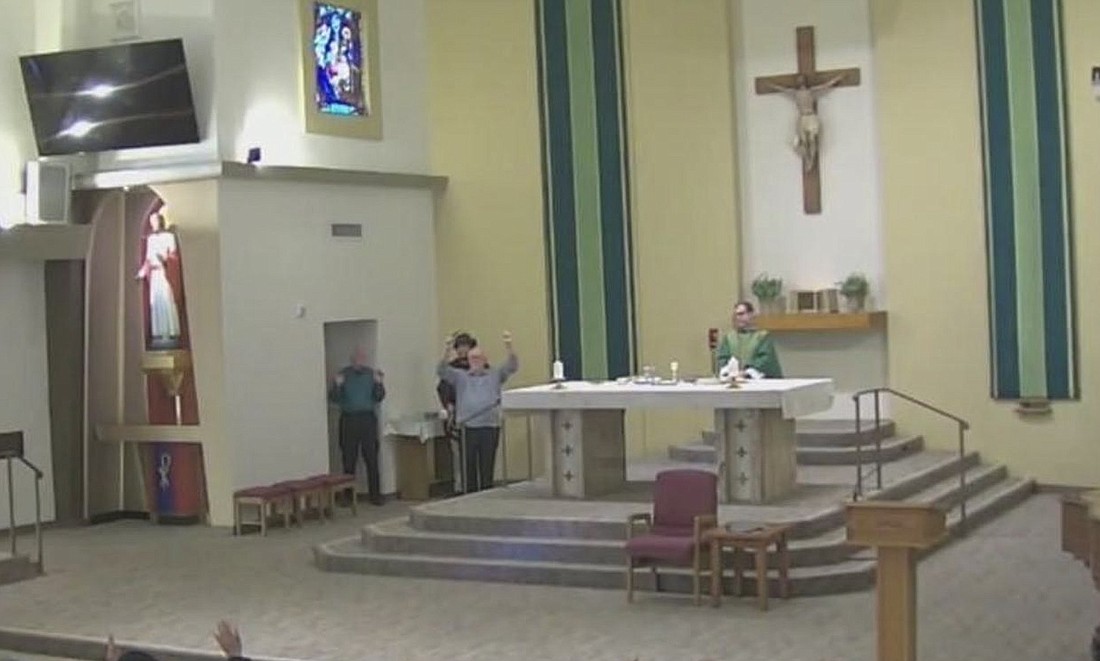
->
xmin=501 ymin=378 xmax=833 ymax=503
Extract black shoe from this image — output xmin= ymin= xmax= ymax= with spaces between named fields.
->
xmin=370 ymin=496 xmax=385 ymax=506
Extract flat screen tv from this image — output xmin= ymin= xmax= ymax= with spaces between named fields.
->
xmin=20 ymin=38 xmax=201 ymax=156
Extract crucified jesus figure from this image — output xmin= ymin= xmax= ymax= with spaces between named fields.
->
xmin=762 ymin=73 xmax=846 ymax=173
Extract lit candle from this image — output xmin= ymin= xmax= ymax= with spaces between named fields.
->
xmin=670 ymin=361 xmax=679 ymax=379
xmin=553 ymin=360 xmax=564 ymax=381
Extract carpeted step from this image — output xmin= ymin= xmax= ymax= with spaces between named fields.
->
xmin=314 ymin=537 xmax=877 ymax=597
xmin=795 ymin=419 xmax=897 ymax=447
xmin=367 ymin=517 xmax=860 ymax=569
xmin=797 ymin=435 xmax=923 ymax=466
xmin=666 ymin=443 xmax=716 ymax=464
xmin=668 ymin=434 xmax=922 ymax=466
xmin=0 ymin=552 xmax=38 ymax=587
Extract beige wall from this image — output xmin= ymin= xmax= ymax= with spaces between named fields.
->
xmin=872 ymin=0 xmax=1100 ymax=486
xmin=426 ymin=0 xmax=741 ymax=460
xmin=426 ymin=0 xmax=549 ymax=475
xmin=621 ymin=0 xmax=742 ymax=454
xmin=216 ymin=0 xmax=430 ymax=173
xmin=0 ymin=0 xmax=35 ymax=219
xmin=84 ymin=192 xmax=127 ymax=517
xmin=0 ymin=259 xmax=55 ymax=529
xmin=216 ymin=179 xmax=440 ymax=500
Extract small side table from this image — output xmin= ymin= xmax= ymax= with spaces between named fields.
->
xmin=705 ymin=524 xmax=792 ymax=611
xmin=386 ymin=414 xmax=451 ymax=501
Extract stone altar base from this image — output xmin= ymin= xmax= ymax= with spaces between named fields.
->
xmin=314 ymin=449 xmax=1033 ymax=598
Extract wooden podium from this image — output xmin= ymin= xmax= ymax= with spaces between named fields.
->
xmin=847 ymin=502 xmax=947 ymax=661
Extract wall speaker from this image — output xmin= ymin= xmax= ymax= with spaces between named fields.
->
xmin=25 ymin=160 xmax=71 ymax=223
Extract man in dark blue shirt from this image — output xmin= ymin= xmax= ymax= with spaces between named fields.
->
xmin=329 ymin=346 xmax=386 ymax=505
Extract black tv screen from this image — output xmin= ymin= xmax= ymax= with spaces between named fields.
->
xmin=20 ymin=38 xmax=201 ymax=156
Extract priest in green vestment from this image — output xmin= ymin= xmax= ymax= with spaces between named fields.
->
xmin=715 ymin=301 xmax=783 ymax=378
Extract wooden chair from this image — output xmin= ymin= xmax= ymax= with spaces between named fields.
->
xmin=624 ymin=469 xmax=718 ymax=604
xmin=233 ymin=485 xmax=293 ymax=536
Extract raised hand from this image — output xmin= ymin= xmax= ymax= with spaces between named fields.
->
xmin=105 ymin=634 xmax=120 ymax=661
xmin=213 ymin=620 xmax=243 ymax=658
xmin=502 ymin=330 xmax=513 ymax=346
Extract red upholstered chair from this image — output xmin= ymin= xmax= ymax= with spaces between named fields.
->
xmin=624 ymin=469 xmax=718 ymax=604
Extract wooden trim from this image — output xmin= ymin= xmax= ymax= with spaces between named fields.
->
xmin=94 ymin=424 xmax=205 ymax=444
xmin=755 ymin=311 xmax=886 ymax=332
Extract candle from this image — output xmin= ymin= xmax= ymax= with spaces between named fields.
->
xmin=552 ymin=359 xmax=564 ymax=381
xmin=670 ymin=361 xmax=679 ymax=380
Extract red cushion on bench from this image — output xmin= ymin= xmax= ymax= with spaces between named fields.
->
xmin=234 ymin=485 xmax=289 ymax=499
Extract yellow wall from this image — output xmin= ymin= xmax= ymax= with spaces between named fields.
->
xmin=872 ymin=0 xmax=1100 ymax=486
xmin=621 ymin=0 xmax=741 ymax=454
xmin=426 ymin=0 xmax=550 ymax=475
xmin=426 ymin=0 xmax=741 ymax=459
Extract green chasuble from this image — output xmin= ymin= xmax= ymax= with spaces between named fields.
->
xmin=715 ymin=329 xmax=782 ymax=378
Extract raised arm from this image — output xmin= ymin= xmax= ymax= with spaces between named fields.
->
xmin=436 ymin=336 xmax=461 ymax=383
xmin=498 ymin=331 xmax=518 ymax=382
xmin=761 ymin=79 xmax=794 ymax=95
xmin=327 ymin=370 xmax=344 ymax=403
xmin=810 ymin=73 xmax=846 ymax=92
xmin=372 ymin=368 xmax=386 ymax=402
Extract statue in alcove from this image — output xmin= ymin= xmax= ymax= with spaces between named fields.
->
xmin=135 ymin=208 xmax=182 ymax=350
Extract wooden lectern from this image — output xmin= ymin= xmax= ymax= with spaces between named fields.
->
xmin=847 ymin=502 xmax=947 ymax=661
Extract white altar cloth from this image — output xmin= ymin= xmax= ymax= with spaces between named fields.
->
xmin=502 ymin=378 xmax=834 ymax=503
xmin=502 ymin=378 xmax=832 ymax=417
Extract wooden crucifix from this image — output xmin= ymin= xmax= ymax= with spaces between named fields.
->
xmin=754 ymin=26 xmax=861 ymax=215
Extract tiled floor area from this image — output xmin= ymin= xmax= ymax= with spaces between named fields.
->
xmin=0 ymin=494 xmax=1097 ymax=660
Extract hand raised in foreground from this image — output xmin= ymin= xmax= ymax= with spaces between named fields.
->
xmin=105 ymin=634 xmax=120 ymax=661
xmin=213 ymin=620 xmax=243 ymax=658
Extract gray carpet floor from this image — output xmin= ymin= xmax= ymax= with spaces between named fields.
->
xmin=0 ymin=493 xmax=1096 ymax=660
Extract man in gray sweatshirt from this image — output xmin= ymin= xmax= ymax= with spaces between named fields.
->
xmin=436 ymin=331 xmax=518 ymax=493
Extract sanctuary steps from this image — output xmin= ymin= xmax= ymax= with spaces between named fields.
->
xmin=315 ymin=421 xmax=1033 ymax=597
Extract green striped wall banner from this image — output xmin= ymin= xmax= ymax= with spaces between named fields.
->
xmin=976 ymin=0 xmax=1077 ymax=400
xmin=536 ymin=0 xmax=636 ymax=380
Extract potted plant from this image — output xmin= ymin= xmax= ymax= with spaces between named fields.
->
xmin=751 ymin=273 xmax=783 ymax=314
xmin=839 ymin=272 xmax=870 ymax=311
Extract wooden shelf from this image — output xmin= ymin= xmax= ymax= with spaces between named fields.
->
xmin=755 ymin=311 xmax=886 ymax=332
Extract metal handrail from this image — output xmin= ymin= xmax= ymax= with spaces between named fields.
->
xmin=852 ymin=387 xmax=971 ymax=533
xmin=5 ymin=455 xmax=45 ymax=573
